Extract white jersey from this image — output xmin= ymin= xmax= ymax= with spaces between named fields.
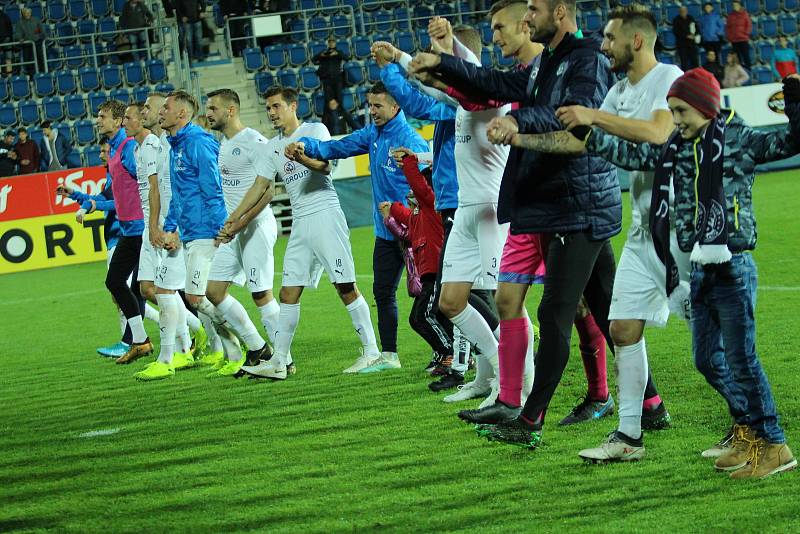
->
xmin=218 ymin=127 xmax=273 ymax=222
xmin=600 ymin=63 xmax=683 ymax=230
xmin=135 ymin=133 xmax=160 ymax=222
xmin=265 ymin=122 xmax=341 ymax=218
xmin=454 ymin=105 xmax=511 ymax=207
xmin=157 ymin=132 xmax=172 ymax=225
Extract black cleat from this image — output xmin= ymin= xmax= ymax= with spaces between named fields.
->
xmin=558 ymin=395 xmax=615 ymax=426
xmin=641 ymin=402 xmax=672 ymax=430
xmin=480 ymin=417 xmax=542 ymax=450
xmin=424 ymin=353 xmax=443 ymax=374
xmin=245 ymin=343 xmax=273 ymax=366
xmin=459 ymin=401 xmax=521 ymax=425
xmin=428 ymin=370 xmax=464 ymax=392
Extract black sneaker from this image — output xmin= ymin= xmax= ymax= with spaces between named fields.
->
xmin=480 ymin=417 xmax=542 ymax=450
xmin=459 ymin=401 xmax=521 ymax=425
xmin=424 ymin=353 xmax=442 ymax=374
xmin=558 ymin=395 xmax=615 ymax=426
xmin=428 ymin=370 xmax=464 ymax=392
xmin=641 ymin=402 xmax=672 ymax=430
xmin=245 ymin=343 xmax=273 ymax=366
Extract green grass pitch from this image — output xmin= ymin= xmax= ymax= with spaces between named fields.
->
xmin=1 ymin=170 xmax=799 ymax=533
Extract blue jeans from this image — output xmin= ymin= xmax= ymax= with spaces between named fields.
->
xmin=180 ymin=21 xmax=203 ymax=60
xmin=690 ymin=253 xmax=785 ymax=443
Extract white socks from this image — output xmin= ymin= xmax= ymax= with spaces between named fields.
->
xmin=144 ymin=302 xmax=160 ymax=323
xmin=198 ymin=311 xmax=223 ymax=354
xmin=173 ymin=295 xmax=191 ymax=353
xmin=216 ymin=323 xmax=242 ymax=361
xmin=346 ymin=296 xmax=380 ymax=357
xmin=274 ymin=302 xmax=300 ymax=367
xmin=156 ymin=294 xmax=178 ymax=364
xmin=450 ymin=304 xmax=498 ymax=385
xmin=616 ymin=337 xmax=648 ymax=440
xmin=179 ymin=297 xmax=202 ymax=333
xmin=127 ymin=315 xmax=148 ymax=343
xmin=258 ymin=299 xmax=280 ymax=345
xmin=216 ymin=295 xmax=266 ymax=351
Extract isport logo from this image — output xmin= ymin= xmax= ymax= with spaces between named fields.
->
xmin=54 ymin=170 xmax=106 ymax=207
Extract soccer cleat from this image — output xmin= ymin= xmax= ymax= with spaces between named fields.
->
xmin=240 ymin=359 xmax=289 ymax=380
xmin=730 ymin=441 xmax=797 ymax=480
xmin=701 ymin=426 xmax=736 ymax=458
xmin=579 ymin=431 xmax=646 ymax=463
xmin=558 ymin=395 xmax=615 ymax=426
xmin=171 ymin=351 xmax=196 ymax=370
xmin=97 ymin=341 xmax=130 ymax=358
xmin=207 ymin=358 xmax=245 ymax=377
xmin=442 ymin=380 xmax=492 ymax=403
xmin=641 ymin=402 xmax=672 ymax=430
xmin=715 ymin=424 xmax=757 ymax=471
xmin=199 ymin=350 xmax=224 ymax=367
xmin=459 ymin=401 xmax=521 ymax=425
xmin=430 ymin=355 xmax=453 ymax=377
xmin=191 ymin=325 xmax=208 ymax=359
xmin=424 ymin=353 xmax=442 ymax=374
xmin=343 ymin=350 xmax=374 ymax=374
xmin=482 ymin=418 xmax=542 ymax=450
xmin=477 ymin=379 xmax=500 ymax=409
xmin=134 ymin=361 xmax=175 ymax=381
xmin=428 ymin=370 xmax=464 ymax=392
xmin=116 ymin=339 xmax=154 ymax=364
xmin=359 ymin=352 xmax=402 ymax=374
xmin=245 ymin=343 xmax=273 ymax=366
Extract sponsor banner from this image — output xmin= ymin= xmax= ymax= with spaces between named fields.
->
xmin=721 ymin=83 xmax=787 ymax=127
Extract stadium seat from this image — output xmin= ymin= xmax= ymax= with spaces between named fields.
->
xmin=760 ymin=16 xmax=778 ymax=37
xmin=355 ymin=85 xmax=369 ymax=108
xmin=415 ymin=27 xmax=431 ymax=51
xmin=657 ymin=51 xmax=676 ymax=64
xmin=0 ymin=104 xmax=17 ymax=128
xmin=763 ymin=0 xmax=781 ymax=12
xmin=31 ymin=3 xmax=46 ymax=21
xmin=265 ymin=45 xmax=287 ymax=69
xmin=785 ymin=0 xmax=800 ymax=10
xmin=332 ymin=14 xmax=351 ymax=38
xmin=85 ymin=145 xmax=102 ymax=166
xmin=343 ymin=61 xmax=364 ymax=85
xmin=288 ymin=18 xmax=306 ymax=43
xmin=341 ymin=87 xmax=357 ymax=112
xmin=69 ymin=0 xmax=88 ymax=19
xmin=43 ymin=97 xmax=65 ymax=122
xmin=300 ymin=66 xmax=321 ymax=90
xmin=76 ymin=19 xmax=96 ymax=42
xmin=96 ymin=16 xmax=116 ymax=42
xmin=0 ymin=78 xmax=8 ymax=102
xmin=48 ymin=2 xmax=68 ymax=22
xmin=74 ymin=119 xmax=96 ymax=144
xmin=665 ymin=3 xmax=681 ymax=22
xmin=34 ymin=73 xmax=56 ymax=98
xmin=254 ymin=71 xmax=275 ymax=96
xmin=243 ymin=47 xmax=265 ymax=71
xmin=45 ymin=47 xmax=64 ymax=72
xmin=758 ymin=42 xmax=775 ymax=63
xmin=779 ymin=14 xmax=797 ymax=35
xmin=413 ymin=5 xmax=433 ymax=28
xmin=313 ymin=92 xmax=325 ymax=116
xmin=309 ymin=40 xmax=327 ymax=59
xmin=299 ymin=0 xmax=317 ymax=10
xmin=366 ymin=58 xmax=381 ymax=82
xmin=659 ymin=28 xmax=677 ymax=49
xmin=352 ymin=36 xmax=372 ymax=59
xmin=87 ymin=91 xmax=108 ymax=114
xmin=297 ymin=93 xmax=312 ymax=119
xmin=394 ymin=7 xmax=412 ymax=32
xmin=110 ymin=88 xmax=131 ymax=104
xmin=146 ymin=59 xmax=167 ymax=83
xmin=79 ymin=67 xmax=101 ymax=92
xmin=65 ymin=95 xmax=87 ymax=119
xmin=55 ymin=21 xmax=77 ymax=45
xmin=154 ymin=83 xmax=175 ymax=93
xmin=64 ymin=147 xmax=82 ymax=167
xmin=18 ymin=100 xmax=41 ymax=125
xmin=373 ymin=11 xmax=392 ymax=32
xmin=123 ymin=62 xmax=145 ymax=86
xmin=64 ymin=44 xmax=85 ymax=68
xmin=55 ymin=70 xmax=77 ymax=95
xmin=745 ymin=0 xmax=761 ymax=14
xmin=396 ymin=31 xmax=415 ymax=54
xmin=309 ymin=15 xmax=329 ymax=40
xmin=113 ymin=0 xmax=125 ymax=15
xmin=132 ymin=86 xmax=150 ymax=103
xmin=11 ymin=76 xmax=31 ymax=100
xmin=336 ymin=39 xmax=351 ymax=58
xmin=320 ymin=0 xmax=338 ymax=12
xmin=478 ymin=21 xmax=492 ymax=45
xmin=753 ymin=65 xmax=774 ymax=84
xmin=584 ymin=11 xmax=604 ymax=32
xmin=434 ymin=3 xmax=453 ymax=17
xmin=287 ymin=43 xmax=308 ymax=67
xmin=5 ymin=4 xmax=21 ymax=25
xmin=53 ymin=122 xmax=72 ymax=144
xmin=277 ymin=68 xmax=299 ymax=88
xmin=27 ymin=126 xmax=43 ymax=145
xmin=90 ymin=0 xmax=110 ymax=17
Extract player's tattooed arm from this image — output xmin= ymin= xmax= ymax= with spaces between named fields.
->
xmin=510 ymin=130 xmax=587 ymax=155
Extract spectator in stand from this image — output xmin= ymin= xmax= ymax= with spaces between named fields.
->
xmin=0 ymin=11 xmax=13 ymax=76
xmin=14 ymin=7 xmax=45 ymax=75
xmin=322 ymin=98 xmax=362 ymax=136
xmin=673 ymin=6 xmax=699 ymax=71
xmin=176 ymin=0 xmax=206 ymax=62
xmin=0 ymin=130 xmax=18 ymax=177
xmin=726 ymin=0 xmax=752 ymax=70
xmin=14 ymin=127 xmax=40 ymax=175
xmin=120 ymin=0 xmax=154 ymax=61
xmin=39 ymin=121 xmax=73 ymax=171
xmin=704 ymin=50 xmax=724 ymax=85
xmin=772 ymin=36 xmax=799 ymax=81
xmin=723 ymin=52 xmax=750 ymax=87
xmin=700 ymin=2 xmax=725 ymax=58
xmin=220 ymin=0 xmax=250 ymax=57
xmin=313 ymin=37 xmax=348 ymax=104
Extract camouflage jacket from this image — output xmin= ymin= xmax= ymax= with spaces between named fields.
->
xmin=585 ymin=106 xmax=800 ymax=253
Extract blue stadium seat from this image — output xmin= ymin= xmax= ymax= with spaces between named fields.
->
xmin=11 ymin=76 xmax=31 ymax=100
xmin=309 ymin=15 xmax=329 ymax=41
xmin=146 ymin=59 xmax=167 ymax=83
xmin=287 ymin=44 xmax=308 ymax=67
xmin=48 ymin=2 xmax=68 ymax=22
xmin=297 ymin=93 xmax=312 ymax=119
xmin=478 ymin=21 xmax=492 ymax=45
xmin=336 ymin=39 xmax=351 ymax=58
xmin=299 ymin=0 xmax=317 ymax=10
xmin=373 ymin=11 xmax=392 ymax=32
xmin=90 ymin=0 xmax=110 ymax=17
xmin=76 ymin=19 xmax=96 ymax=42
xmin=320 ymin=0 xmax=338 ymax=11
xmin=254 ymin=71 xmax=275 ymax=95
xmin=355 ymin=85 xmax=369 ymax=109
xmin=132 ymin=86 xmax=150 ymax=103
xmin=55 ymin=70 xmax=77 ymax=95
xmin=65 ymin=147 xmax=82 ymax=167
xmin=46 ymin=47 xmax=65 ymax=71
xmin=27 ymin=126 xmax=43 ymax=145
xmin=480 ymin=47 xmax=493 ymax=67
xmin=277 ymin=68 xmax=299 ymax=88
xmin=34 ymin=73 xmax=56 ymax=98
xmin=413 ymin=5 xmax=433 ymax=28
xmin=745 ymin=0 xmax=761 ymax=14
xmin=0 ymin=78 xmax=8 ymax=102
xmin=686 ymin=1 xmax=703 ymax=19
xmin=97 ymin=17 xmax=116 ymax=41
xmin=352 ymin=36 xmax=372 ymax=59
xmin=19 ymin=100 xmax=40 ymax=125
xmin=763 ymin=0 xmax=781 ymax=12
xmin=341 ymin=87 xmax=357 ymax=112
xmin=65 ymin=95 xmax=87 ymax=119
xmin=657 ymin=51 xmax=676 ymax=65
xmin=309 ymin=40 xmax=327 ymax=59
xmin=665 ymin=3 xmax=681 ymax=22
xmin=5 ymin=4 xmax=21 ymax=25
xmin=87 ymin=91 xmax=108 ymax=114
xmin=123 ymin=62 xmax=145 ymax=85
xmin=416 ymin=27 xmax=431 ymax=51
xmin=758 ymin=42 xmax=775 ymax=63
xmin=779 ymin=14 xmax=797 ymax=35
xmin=113 ymin=0 xmax=125 ymax=15
xmin=659 ymin=28 xmax=677 ymax=49
xmin=332 ymin=14 xmax=351 ymax=37
xmin=64 ymin=44 xmax=85 ymax=68
xmin=79 ymin=67 xmax=101 ymax=92
xmin=0 ymin=104 xmax=17 ymax=128
xmin=760 ymin=16 xmax=779 ymax=37
xmin=70 ymin=0 xmax=88 ymax=19
xmin=300 ymin=66 xmax=321 ymax=90
xmin=31 ymin=3 xmax=45 ymax=21
xmin=243 ymin=47 xmax=265 ymax=71
xmin=53 ymin=122 xmax=73 ymax=144
xmin=154 ymin=83 xmax=175 ymax=93
xmin=288 ymin=18 xmax=306 ymax=43
xmin=344 ymin=61 xmax=364 ymax=85
xmin=110 ymin=88 xmax=131 ymax=104
xmin=366 ymin=58 xmax=381 ymax=82
xmin=752 ymin=65 xmax=774 ymax=84
xmin=43 ymin=97 xmax=65 ymax=121
xmin=584 ymin=11 xmax=604 ymax=32
xmin=785 ymin=0 xmax=800 ymax=10
xmin=313 ymin=92 xmax=325 ymax=116
xmin=434 ymin=3 xmax=453 ymax=17
xmin=265 ymin=45 xmax=287 ymax=69
xmin=85 ymin=145 xmax=102 ymax=166
xmin=396 ymin=30 xmax=415 ymax=54
xmin=74 ymin=119 xmax=96 ymax=144
xmin=56 ymin=21 xmax=78 ymax=45
xmin=394 ymin=7 xmax=412 ymax=32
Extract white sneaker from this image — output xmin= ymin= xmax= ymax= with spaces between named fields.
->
xmin=343 ymin=350 xmax=376 ymax=373
xmin=578 ymin=431 xmax=645 ymax=463
xmin=359 ymin=351 xmax=402 ymax=373
xmin=477 ymin=379 xmax=499 ymax=409
xmin=443 ymin=380 xmax=492 ymax=403
xmin=240 ymin=359 xmax=287 ymax=380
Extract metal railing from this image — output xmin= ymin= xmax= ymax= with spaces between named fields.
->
xmin=0 ymin=40 xmax=41 ymax=75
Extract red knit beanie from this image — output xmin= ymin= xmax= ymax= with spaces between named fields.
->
xmin=667 ymin=68 xmax=721 ymax=119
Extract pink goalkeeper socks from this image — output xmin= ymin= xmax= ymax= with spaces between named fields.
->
xmin=498 ymin=317 xmax=530 ymax=407
xmin=575 ymin=313 xmax=609 ymax=401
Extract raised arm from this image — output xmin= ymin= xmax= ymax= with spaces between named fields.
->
xmin=379 ymin=62 xmax=456 ymax=121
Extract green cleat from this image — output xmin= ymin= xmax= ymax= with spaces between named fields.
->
xmin=199 ymin=350 xmax=224 ymax=367
xmin=192 ymin=325 xmax=208 ymax=359
xmin=171 ymin=351 xmax=196 ymax=370
xmin=134 ymin=361 xmax=175 ymax=381
xmin=207 ymin=358 xmax=244 ymax=377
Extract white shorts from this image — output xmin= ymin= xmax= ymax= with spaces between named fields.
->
xmin=609 ymin=228 xmax=691 ymax=327
xmin=209 ymin=215 xmax=277 ymax=292
xmin=441 ymin=203 xmax=508 ymax=290
xmin=137 ymin=236 xmax=160 ymax=282
xmin=155 ymin=246 xmax=187 ymax=291
xmin=183 ymin=239 xmax=218 ymax=296
xmin=281 ymin=208 xmax=356 ymax=288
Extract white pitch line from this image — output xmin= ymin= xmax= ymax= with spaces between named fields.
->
xmin=759 ymin=286 xmax=800 ymax=292
xmin=78 ymin=428 xmax=121 ymax=438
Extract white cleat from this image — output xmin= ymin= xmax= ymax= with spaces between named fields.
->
xmin=579 ymin=431 xmax=646 ymax=463
xmin=343 ymin=352 xmax=375 ymax=374
xmin=443 ymin=380 xmax=492 ymax=403
xmin=240 ymin=360 xmax=287 ymax=380
xmin=477 ymin=379 xmax=499 ymax=409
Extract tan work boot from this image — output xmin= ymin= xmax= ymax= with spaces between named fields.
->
xmin=730 ymin=441 xmax=798 ymax=480
xmin=116 ymin=339 xmax=154 ymax=364
xmin=714 ymin=424 xmax=756 ymax=471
